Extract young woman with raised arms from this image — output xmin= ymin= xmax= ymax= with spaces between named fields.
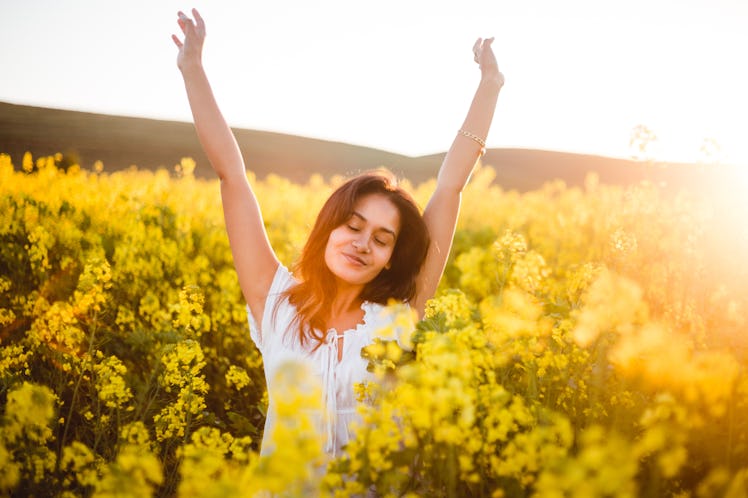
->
xmin=172 ymin=8 xmax=504 ymax=457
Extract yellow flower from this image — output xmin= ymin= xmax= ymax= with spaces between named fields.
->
xmin=0 ymin=440 xmax=21 ymax=490
xmin=93 ymin=444 xmax=162 ymax=498
xmin=225 ymin=365 xmax=252 ymax=390
xmin=2 ymin=382 xmax=57 ymax=444
xmin=94 ymin=354 xmax=133 ymax=409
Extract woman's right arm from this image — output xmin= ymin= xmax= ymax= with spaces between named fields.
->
xmin=173 ymin=9 xmax=279 ymax=321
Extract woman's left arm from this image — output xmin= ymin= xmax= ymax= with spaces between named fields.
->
xmin=412 ymin=37 xmax=504 ymax=317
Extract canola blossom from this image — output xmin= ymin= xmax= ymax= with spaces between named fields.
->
xmin=1 ymin=153 xmax=747 ymax=497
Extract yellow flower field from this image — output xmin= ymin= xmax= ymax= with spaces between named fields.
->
xmin=1 ymin=153 xmax=747 ymax=497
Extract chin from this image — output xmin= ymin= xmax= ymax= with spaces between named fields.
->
xmin=330 ymin=264 xmax=379 ymax=287
xmin=334 ymin=269 xmax=374 ymax=287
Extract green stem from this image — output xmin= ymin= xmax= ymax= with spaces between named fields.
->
xmin=57 ymin=311 xmax=98 ymax=465
xmin=136 ymin=362 xmax=162 ymax=423
xmin=92 ymin=381 xmax=103 ymax=454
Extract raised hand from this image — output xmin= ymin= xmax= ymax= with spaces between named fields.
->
xmin=414 ymin=37 xmax=503 ymax=313
xmin=172 ymin=8 xmax=206 ymax=72
xmin=170 ymin=7 xmax=281 ymax=317
xmin=472 ymin=37 xmax=504 ymax=87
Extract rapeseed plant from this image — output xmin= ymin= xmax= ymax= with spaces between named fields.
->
xmin=1 ymin=153 xmax=747 ymax=496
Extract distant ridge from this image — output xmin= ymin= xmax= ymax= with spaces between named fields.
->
xmin=0 ymin=101 xmax=710 ymax=192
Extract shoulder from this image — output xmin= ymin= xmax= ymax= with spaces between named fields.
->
xmin=269 ymin=265 xmax=297 ymax=296
xmin=247 ymin=265 xmax=298 ymax=349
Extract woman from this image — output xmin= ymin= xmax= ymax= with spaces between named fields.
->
xmin=172 ymin=8 xmax=503 ymax=457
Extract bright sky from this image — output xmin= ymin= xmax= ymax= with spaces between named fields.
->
xmin=2 ymin=0 xmax=747 ymax=165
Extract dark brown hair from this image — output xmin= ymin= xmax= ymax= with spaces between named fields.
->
xmin=281 ymin=170 xmax=430 ymax=346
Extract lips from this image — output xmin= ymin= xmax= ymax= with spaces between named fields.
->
xmin=343 ymin=253 xmax=367 ymax=266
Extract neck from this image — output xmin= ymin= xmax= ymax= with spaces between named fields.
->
xmin=330 ymin=283 xmax=364 ymax=317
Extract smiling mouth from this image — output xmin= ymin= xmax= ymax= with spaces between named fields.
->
xmin=343 ymin=253 xmax=367 ymax=266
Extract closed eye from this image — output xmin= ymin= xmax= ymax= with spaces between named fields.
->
xmin=347 ymin=225 xmax=361 ymax=232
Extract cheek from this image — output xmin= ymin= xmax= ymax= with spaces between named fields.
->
xmin=323 ymin=234 xmax=334 ymax=261
xmin=326 ymin=228 xmax=347 ymax=248
xmin=377 ymin=245 xmax=395 ymax=267
xmin=324 ymin=228 xmax=344 ymax=261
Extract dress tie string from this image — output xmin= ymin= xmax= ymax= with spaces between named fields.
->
xmin=323 ymin=330 xmax=343 ymax=457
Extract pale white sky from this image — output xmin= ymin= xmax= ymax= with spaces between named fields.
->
xmin=1 ymin=0 xmax=747 ymax=164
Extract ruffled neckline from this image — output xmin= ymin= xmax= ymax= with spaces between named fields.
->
xmin=326 ymin=300 xmax=381 ymax=338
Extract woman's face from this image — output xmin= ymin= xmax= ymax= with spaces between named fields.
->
xmin=324 ymin=193 xmax=401 ymax=289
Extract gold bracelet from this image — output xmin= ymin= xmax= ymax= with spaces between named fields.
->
xmin=458 ymin=129 xmax=487 ymax=156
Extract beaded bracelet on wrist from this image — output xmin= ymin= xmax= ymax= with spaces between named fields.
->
xmin=458 ymin=129 xmax=487 ymax=156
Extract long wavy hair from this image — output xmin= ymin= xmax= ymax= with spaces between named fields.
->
xmin=281 ymin=170 xmax=430 ymax=347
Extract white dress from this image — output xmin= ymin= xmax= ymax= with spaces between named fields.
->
xmin=247 ymin=265 xmax=396 ymax=457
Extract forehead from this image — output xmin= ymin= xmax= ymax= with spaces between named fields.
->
xmin=352 ymin=193 xmax=401 ymax=235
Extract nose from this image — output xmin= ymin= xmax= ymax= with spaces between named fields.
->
xmin=352 ymin=237 xmax=370 ymax=253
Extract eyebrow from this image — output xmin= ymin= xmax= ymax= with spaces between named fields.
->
xmin=351 ymin=211 xmax=397 ymax=238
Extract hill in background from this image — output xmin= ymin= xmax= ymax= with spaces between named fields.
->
xmin=0 ymin=101 xmax=719 ymax=193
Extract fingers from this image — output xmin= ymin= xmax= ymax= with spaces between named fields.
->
xmin=176 ymin=11 xmax=188 ymax=38
xmin=473 ymin=37 xmax=497 ymax=64
xmin=472 ymin=37 xmax=496 ymax=63
xmin=189 ymin=8 xmax=206 ymax=38
xmin=173 ymin=11 xmax=193 ymax=52
xmin=474 ymin=38 xmax=495 ymax=54
xmin=171 ymin=33 xmax=183 ymax=49
xmin=193 ymin=8 xmax=205 ymax=34
xmin=473 ymin=37 xmax=502 ymax=85
xmin=473 ymin=38 xmax=482 ymax=62
xmin=176 ymin=10 xmax=204 ymax=41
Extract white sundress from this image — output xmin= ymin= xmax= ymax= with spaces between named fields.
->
xmin=246 ymin=265 xmax=399 ymax=458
